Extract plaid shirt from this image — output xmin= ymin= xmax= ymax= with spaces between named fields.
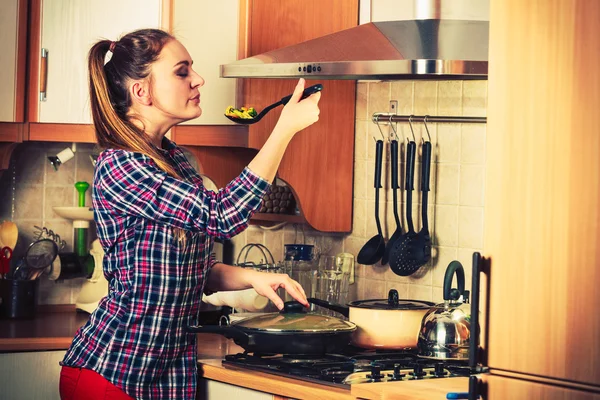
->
xmin=62 ymin=138 xmax=270 ymax=399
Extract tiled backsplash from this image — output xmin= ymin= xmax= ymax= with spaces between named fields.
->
xmin=0 ymin=80 xmax=486 ymax=306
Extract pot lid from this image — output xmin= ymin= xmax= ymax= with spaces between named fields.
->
xmin=349 ymin=289 xmax=434 ymax=310
xmin=233 ymin=302 xmax=356 ymax=333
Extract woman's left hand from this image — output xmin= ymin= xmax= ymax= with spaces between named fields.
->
xmin=249 ymin=272 xmax=308 ymax=310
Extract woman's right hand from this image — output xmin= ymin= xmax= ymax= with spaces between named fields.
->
xmin=274 ymin=78 xmax=321 ymax=136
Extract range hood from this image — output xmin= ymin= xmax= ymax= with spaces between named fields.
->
xmin=221 ymin=19 xmax=488 ymax=80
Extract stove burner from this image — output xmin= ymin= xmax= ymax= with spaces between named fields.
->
xmin=222 ymin=348 xmax=473 ymax=389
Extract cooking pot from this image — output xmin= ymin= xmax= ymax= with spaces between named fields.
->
xmin=309 ymin=289 xmax=434 ymax=350
xmin=418 ymin=261 xmax=472 ymax=360
xmin=186 ymin=301 xmax=356 ymax=355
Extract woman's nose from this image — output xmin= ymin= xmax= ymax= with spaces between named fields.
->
xmin=191 ymin=71 xmax=204 ymax=89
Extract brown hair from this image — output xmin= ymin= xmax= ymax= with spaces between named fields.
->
xmin=88 ymin=28 xmax=180 ymax=179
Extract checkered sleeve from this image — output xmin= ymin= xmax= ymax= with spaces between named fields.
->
xmin=97 ymin=150 xmax=270 ymax=239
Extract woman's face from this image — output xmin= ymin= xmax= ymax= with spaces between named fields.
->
xmin=149 ymin=39 xmax=204 ymax=124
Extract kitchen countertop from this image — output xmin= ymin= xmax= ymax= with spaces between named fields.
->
xmin=0 ymin=307 xmax=470 ymax=399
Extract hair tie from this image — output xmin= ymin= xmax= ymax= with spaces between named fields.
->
xmin=109 ymin=41 xmax=116 ymax=53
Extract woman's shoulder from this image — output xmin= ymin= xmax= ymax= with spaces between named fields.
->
xmin=96 ymin=147 xmax=155 ymax=169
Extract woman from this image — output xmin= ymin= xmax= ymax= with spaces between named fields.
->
xmin=59 ymin=29 xmax=320 ymax=400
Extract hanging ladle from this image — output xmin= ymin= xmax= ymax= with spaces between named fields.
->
xmin=382 ymin=116 xmax=403 ymax=265
xmin=389 ymin=117 xmax=433 ymax=276
xmin=389 ymin=116 xmax=418 ymax=275
xmin=225 ymin=84 xmax=323 ymax=125
xmin=357 ymin=129 xmax=386 ymax=265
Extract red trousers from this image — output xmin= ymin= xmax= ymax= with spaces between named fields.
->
xmin=59 ymin=366 xmax=134 ymax=400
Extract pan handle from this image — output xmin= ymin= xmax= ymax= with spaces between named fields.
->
xmin=186 ymin=324 xmax=250 ymax=344
xmin=307 ymin=298 xmax=350 ymax=318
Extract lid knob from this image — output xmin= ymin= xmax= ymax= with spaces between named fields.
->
xmin=388 ymin=289 xmax=399 ymax=306
xmin=281 ymin=301 xmax=306 ymax=314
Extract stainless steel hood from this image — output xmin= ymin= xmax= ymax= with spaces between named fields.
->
xmin=221 ymin=19 xmax=488 ymax=80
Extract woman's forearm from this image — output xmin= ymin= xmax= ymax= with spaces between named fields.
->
xmin=247 ymin=125 xmax=293 ymax=183
xmin=204 ymin=263 xmax=259 ymax=292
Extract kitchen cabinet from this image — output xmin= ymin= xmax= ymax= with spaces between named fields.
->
xmin=0 ymin=350 xmax=65 ymax=400
xmin=190 ymin=0 xmax=358 ymax=232
xmin=26 ymin=0 xmax=166 ymax=142
xmin=478 ymin=0 xmax=600 ymax=397
xmin=198 ymin=378 xmax=282 ymax=400
xmin=483 ymin=375 xmax=600 ymax=400
xmin=0 ymin=0 xmax=27 ymax=125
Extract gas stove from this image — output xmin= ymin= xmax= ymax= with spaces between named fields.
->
xmin=222 ymin=348 xmax=474 ymax=389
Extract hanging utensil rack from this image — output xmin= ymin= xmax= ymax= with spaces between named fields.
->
xmin=373 ymin=113 xmax=486 ymax=124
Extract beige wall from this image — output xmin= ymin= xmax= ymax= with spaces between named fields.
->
xmin=0 ymin=80 xmax=487 ymax=306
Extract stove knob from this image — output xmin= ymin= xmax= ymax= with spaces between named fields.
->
xmin=411 ymin=364 xmax=427 ymax=378
xmin=367 ymin=364 xmax=384 ymax=381
xmin=433 ymin=363 xmax=449 ymax=377
xmin=392 ymin=364 xmax=406 ymax=380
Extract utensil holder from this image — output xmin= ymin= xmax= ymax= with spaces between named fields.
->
xmin=0 ymin=279 xmax=39 ymax=319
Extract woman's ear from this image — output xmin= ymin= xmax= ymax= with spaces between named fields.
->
xmin=130 ymin=80 xmax=152 ymax=106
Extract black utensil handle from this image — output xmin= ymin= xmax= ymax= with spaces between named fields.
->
xmin=469 ymin=252 xmax=482 ymax=369
xmin=374 ymin=140 xmax=384 ymax=189
xmin=307 ymin=298 xmax=350 ymax=318
xmin=443 ymin=261 xmax=465 ymax=301
xmin=391 ymin=139 xmax=399 ymax=189
xmin=185 ymin=324 xmax=249 ymax=343
xmin=280 ymin=84 xmax=323 ymax=105
xmin=421 ymin=141 xmax=432 ymax=192
xmin=405 ymin=141 xmax=416 ymax=190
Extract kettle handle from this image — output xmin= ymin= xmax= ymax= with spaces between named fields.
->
xmin=443 ymin=261 xmax=465 ymax=301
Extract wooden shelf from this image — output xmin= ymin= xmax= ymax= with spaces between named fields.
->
xmin=251 ymin=213 xmax=305 ymax=224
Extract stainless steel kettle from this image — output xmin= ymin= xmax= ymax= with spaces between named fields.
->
xmin=418 ymin=261 xmax=472 ymax=360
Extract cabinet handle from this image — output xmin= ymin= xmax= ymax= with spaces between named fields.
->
xmin=40 ymin=48 xmax=48 ymax=102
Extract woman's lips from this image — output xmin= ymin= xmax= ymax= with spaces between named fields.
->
xmin=190 ymin=94 xmax=200 ymax=103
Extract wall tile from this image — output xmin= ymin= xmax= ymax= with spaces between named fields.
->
xmin=355 ymin=82 xmax=369 ymax=121
xmin=363 ymin=278 xmax=387 ymax=299
xmin=14 ymin=145 xmax=45 ymax=185
xmin=435 ymin=164 xmax=460 ymax=205
xmin=437 ymin=81 xmax=463 ymax=116
xmin=433 ymin=205 xmax=458 ymax=246
xmin=463 ymin=81 xmax=488 ymax=117
xmin=13 ymin=185 xmax=43 ymax=221
xmin=353 ymin=159 xmax=368 ymax=201
xmin=458 ymin=207 xmax=484 ymax=249
xmin=45 ymin=151 xmax=75 ymax=186
xmin=460 ymin=165 xmax=485 ymax=207
xmin=414 ymin=81 xmax=438 ymax=115
xmin=435 ymin=123 xmax=461 ymax=164
xmin=390 ymin=82 xmax=414 ymax=114
xmin=407 ymin=284 xmax=433 ymax=302
xmin=461 ymin=125 xmax=486 ymax=165
xmin=352 ymin=198 xmax=368 ymax=238
xmin=354 ymin=120 xmax=368 ymax=161
xmin=367 ymin=82 xmax=391 ymax=120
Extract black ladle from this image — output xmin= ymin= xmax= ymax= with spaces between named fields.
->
xmin=357 ymin=139 xmax=386 ymax=265
xmin=225 ymin=84 xmax=323 ymax=125
xmin=382 ymin=126 xmax=402 ymax=265
xmin=389 ymin=135 xmax=417 ymax=276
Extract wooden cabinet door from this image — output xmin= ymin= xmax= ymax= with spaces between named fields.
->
xmin=31 ymin=0 xmax=162 ymax=124
xmin=0 ymin=0 xmax=27 ymax=123
xmin=484 ymin=375 xmax=600 ymax=400
xmin=173 ymin=1 xmax=240 ymax=125
xmin=244 ymin=0 xmax=358 ymax=232
xmin=485 ymin=0 xmax=600 ymax=386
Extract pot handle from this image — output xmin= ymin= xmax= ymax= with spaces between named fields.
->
xmin=443 ymin=261 xmax=465 ymax=301
xmin=186 ymin=324 xmax=249 ymax=344
xmin=307 ymin=298 xmax=350 ymax=318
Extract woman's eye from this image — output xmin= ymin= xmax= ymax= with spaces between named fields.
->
xmin=177 ymin=70 xmax=189 ymax=78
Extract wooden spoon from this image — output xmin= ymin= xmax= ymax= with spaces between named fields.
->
xmin=0 ymin=221 xmax=18 ymax=250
